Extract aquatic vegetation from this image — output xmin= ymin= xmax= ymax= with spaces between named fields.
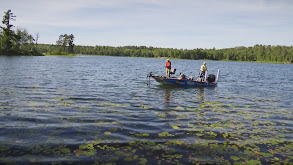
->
xmin=158 ymin=132 xmax=174 ymax=137
xmin=170 ymin=125 xmax=180 ymax=129
xmin=132 ymin=133 xmax=150 ymax=137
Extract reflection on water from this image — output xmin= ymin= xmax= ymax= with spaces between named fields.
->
xmin=0 ymin=56 xmax=292 ymax=164
xmin=161 ymin=86 xmax=206 ymax=104
xmin=164 ymin=89 xmax=171 ymax=103
xmin=199 ymin=88 xmax=205 ymax=103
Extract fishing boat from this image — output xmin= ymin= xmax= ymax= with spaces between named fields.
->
xmin=147 ymin=69 xmax=220 ymax=87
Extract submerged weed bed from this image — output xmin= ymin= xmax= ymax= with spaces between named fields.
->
xmin=0 ymin=92 xmax=292 ymax=164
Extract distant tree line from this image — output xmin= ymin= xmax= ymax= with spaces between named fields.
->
xmin=0 ymin=9 xmax=42 ymax=56
xmin=46 ymin=34 xmax=75 ymax=55
xmin=37 ymin=44 xmax=293 ymax=63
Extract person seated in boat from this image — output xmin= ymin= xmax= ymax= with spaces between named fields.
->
xmin=165 ymin=59 xmax=171 ymax=78
xmin=179 ymin=73 xmax=186 ymax=79
xmin=200 ymin=62 xmax=208 ymax=81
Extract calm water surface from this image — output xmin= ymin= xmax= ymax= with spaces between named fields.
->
xmin=0 ymin=55 xmax=292 ymax=164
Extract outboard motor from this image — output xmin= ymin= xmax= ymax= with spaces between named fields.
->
xmin=207 ymin=74 xmax=216 ymax=82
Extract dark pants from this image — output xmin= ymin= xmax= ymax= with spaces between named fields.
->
xmin=200 ymin=71 xmax=206 ymax=81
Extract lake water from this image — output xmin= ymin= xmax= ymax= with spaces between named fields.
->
xmin=0 ymin=55 xmax=292 ymax=164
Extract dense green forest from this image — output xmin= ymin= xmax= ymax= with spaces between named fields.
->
xmin=37 ymin=44 xmax=293 ymax=63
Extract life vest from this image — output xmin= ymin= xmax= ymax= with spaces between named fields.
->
xmin=165 ymin=61 xmax=171 ymax=69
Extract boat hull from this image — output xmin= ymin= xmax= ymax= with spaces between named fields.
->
xmin=151 ymin=76 xmax=217 ymax=87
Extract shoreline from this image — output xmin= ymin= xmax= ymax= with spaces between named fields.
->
xmin=0 ymin=54 xmax=291 ymax=64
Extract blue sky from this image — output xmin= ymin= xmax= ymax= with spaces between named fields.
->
xmin=1 ymin=0 xmax=293 ymax=49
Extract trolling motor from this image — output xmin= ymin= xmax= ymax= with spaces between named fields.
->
xmin=147 ymin=72 xmax=152 ymax=77
xmin=147 ymin=72 xmax=152 ymax=86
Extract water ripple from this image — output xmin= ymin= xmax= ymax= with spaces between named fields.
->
xmin=0 ymin=56 xmax=292 ymax=164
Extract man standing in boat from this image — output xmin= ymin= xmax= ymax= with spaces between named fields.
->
xmin=165 ymin=59 xmax=171 ymax=78
xmin=200 ymin=62 xmax=208 ymax=81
